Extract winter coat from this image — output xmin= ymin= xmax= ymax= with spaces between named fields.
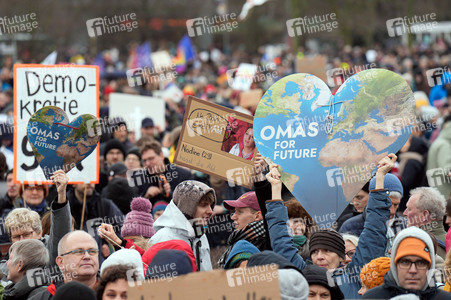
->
xmin=3 ymin=276 xmax=47 ymax=300
xmin=362 ymin=227 xmax=451 ymax=300
xmin=150 ymin=201 xmax=212 ymax=271
xmin=264 ymin=189 xmax=392 ymax=299
xmin=426 ymin=123 xmax=451 ymax=200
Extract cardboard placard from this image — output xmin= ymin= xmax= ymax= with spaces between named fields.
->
xmin=14 ymin=64 xmax=99 ymax=184
xmin=231 ymin=63 xmax=257 ymax=91
xmin=109 ymin=93 xmax=165 ymax=140
xmin=128 ymin=265 xmax=281 ymax=300
xmin=240 ymin=89 xmax=263 ymax=108
xmin=174 ymin=96 xmax=256 ymax=188
xmin=295 ymin=55 xmax=327 ymax=82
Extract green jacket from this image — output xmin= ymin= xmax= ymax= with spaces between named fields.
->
xmin=427 ymin=123 xmax=451 ymax=199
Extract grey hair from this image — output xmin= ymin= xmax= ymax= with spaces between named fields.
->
xmin=9 ymin=239 xmax=49 ymax=272
xmin=389 ymin=191 xmax=402 ymax=199
xmin=410 ymin=187 xmax=446 ymax=220
xmin=342 ymin=233 xmax=359 ymax=247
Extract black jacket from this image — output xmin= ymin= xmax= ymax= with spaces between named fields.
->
xmin=362 ymin=272 xmax=451 ymax=300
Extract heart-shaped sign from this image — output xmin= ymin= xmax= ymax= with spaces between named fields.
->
xmin=27 ymin=106 xmax=100 ymax=179
xmin=254 ymin=69 xmax=415 ymax=227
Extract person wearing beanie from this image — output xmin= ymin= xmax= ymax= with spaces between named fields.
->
xmin=145 ymin=249 xmax=194 ymax=279
xmin=285 ymin=198 xmax=313 ymax=260
xmin=302 ymin=265 xmax=344 ymax=300
xmin=340 ymin=173 xmax=406 ymax=256
xmin=102 ymin=138 xmax=126 ymax=168
xmin=138 ymin=141 xmax=193 ymax=205
xmin=100 ymin=249 xmax=144 ymax=279
xmin=342 ymin=234 xmax=359 ymax=266
xmin=362 ymin=227 xmax=451 ymax=299
xmin=152 ymin=200 xmax=168 ymax=220
xmin=54 ymin=281 xmax=96 ymax=300
xmin=224 ymin=240 xmax=261 ymax=269
xmin=98 ymin=197 xmax=155 ymax=254
xmin=218 ymin=191 xmax=267 ymax=268
xmin=149 ymin=180 xmax=216 ymax=271
xmin=125 ymin=147 xmax=142 ymax=170
xmin=358 ymin=256 xmax=391 ymax=295
xmin=261 ymin=154 xmax=397 ymax=299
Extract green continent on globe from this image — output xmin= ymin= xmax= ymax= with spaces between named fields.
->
xmin=264 ymin=156 xmax=300 ymax=191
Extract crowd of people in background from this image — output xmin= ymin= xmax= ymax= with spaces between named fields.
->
xmin=0 ymin=35 xmax=449 ymax=299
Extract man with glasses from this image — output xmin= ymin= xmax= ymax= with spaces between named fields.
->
xmin=362 ymin=226 xmax=451 ymax=299
xmin=30 ymin=231 xmax=99 ymax=300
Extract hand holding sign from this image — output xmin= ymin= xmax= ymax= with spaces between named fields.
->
xmin=27 ymin=106 xmax=100 ymax=179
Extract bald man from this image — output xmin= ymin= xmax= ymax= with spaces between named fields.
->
xmin=29 ymin=231 xmax=99 ymax=300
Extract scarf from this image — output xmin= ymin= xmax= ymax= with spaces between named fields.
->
xmin=19 ymin=198 xmax=48 ymax=215
xmin=293 ymin=235 xmax=307 ymax=248
xmin=217 ymin=220 xmax=266 ymax=268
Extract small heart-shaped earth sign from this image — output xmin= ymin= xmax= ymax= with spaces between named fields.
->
xmin=27 ymin=106 xmax=100 ymax=179
xmin=254 ymin=69 xmax=414 ymax=226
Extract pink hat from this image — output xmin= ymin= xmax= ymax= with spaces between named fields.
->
xmin=223 ymin=192 xmax=260 ymax=212
xmin=121 ymin=197 xmax=156 ymax=238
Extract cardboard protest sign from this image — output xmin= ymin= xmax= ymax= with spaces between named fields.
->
xmin=228 ymin=63 xmax=257 ymax=91
xmin=14 ymin=64 xmax=99 ymax=184
xmin=295 ymin=55 xmax=327 ymax=82
xmin=151 ymin=50 xmax=173 ymax=69
xmin=128 ymin=265 xmax=281 ymax=300
xmin=174 ymin=96 xmax=256 ymax=188
xmin=253 ymin=69 xmax=415 ymax=227
xmin=153 ymin=84 xmax=184 ymax=103
xmin=109 ymin=93 xmax=165 ymax=140
xmin=240 ymin=89 xmax=263 ymax=108
xmin=27 ymin=106 xmax=100 ymax=179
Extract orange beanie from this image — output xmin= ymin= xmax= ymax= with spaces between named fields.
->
xmin=360 ymin=257 xmax=391 ymax=289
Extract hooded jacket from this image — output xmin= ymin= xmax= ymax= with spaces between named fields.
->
xmin=362 ymin=227 xmax=451 ymax=300
xmin=150 ymin=201 xmax=212 ymax=271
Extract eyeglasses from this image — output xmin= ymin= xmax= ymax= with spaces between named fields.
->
xmin=11 ymin=231 xmax=35 ymax=241
xmin=60 ymin=248 xmax=99 ymax=257
xmin=345 ymin=250 xmax=356 ymax=258
xmin=25 ymin=186 xmax=44 ymax=192
xmin=397 ymin=258 xmax=429 ymax=270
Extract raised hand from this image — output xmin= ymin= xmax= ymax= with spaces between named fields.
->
xmin=98 ymin=223 xmax=122 ymax=246
xmin=51 ymin=170 xmax=69 ymax=203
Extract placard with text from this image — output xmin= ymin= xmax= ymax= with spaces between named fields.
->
xmin=14 ymin=64 xmax=99 ymax=184
xmin=174 ymin=96 xmax=256 ymax=188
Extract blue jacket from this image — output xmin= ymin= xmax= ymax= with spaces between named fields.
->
xmin=265 ymin=189 xmax=391 ymax=299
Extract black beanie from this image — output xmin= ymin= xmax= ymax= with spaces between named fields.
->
xmin=309 ymin=229 xmax=345 ymax=259
xmin=53 ymin=281 xmax=96 ymax=300
xmin=105 ymin=177 xmax=138 ymax=214
xmin=126 ymin=147 xmax=142 ymax=161
xmin=302 ymin=265 xmax=344 ymax=300
xmin=103 ymin=139 xmax=126 ymax=160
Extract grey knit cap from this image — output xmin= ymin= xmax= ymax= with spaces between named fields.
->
xmin=172 ymin=180 xmax=217 ymax=218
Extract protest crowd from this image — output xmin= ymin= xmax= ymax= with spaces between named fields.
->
xmin=0 ymin=6 xmax=451 ymax=300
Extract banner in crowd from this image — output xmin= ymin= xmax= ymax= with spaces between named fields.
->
xmin=253 ymin=69 xmax=415 ymax=227
xmin=14 ymin=64 xmax=99 ymax=184
xmin=174 ymin=96 xmax=256 ymax=188
xmin=229 ymin=63 xmax=257 ymax=91
xmin=295 ymin=55 xmax=327 ymax=82
xmin=239 ymin=89 xmax=263 ymax=108
xmin=128 ymin=265 xmax=281 ymax=300
xmin=109 ymin=93 xmax=165 ymax=140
